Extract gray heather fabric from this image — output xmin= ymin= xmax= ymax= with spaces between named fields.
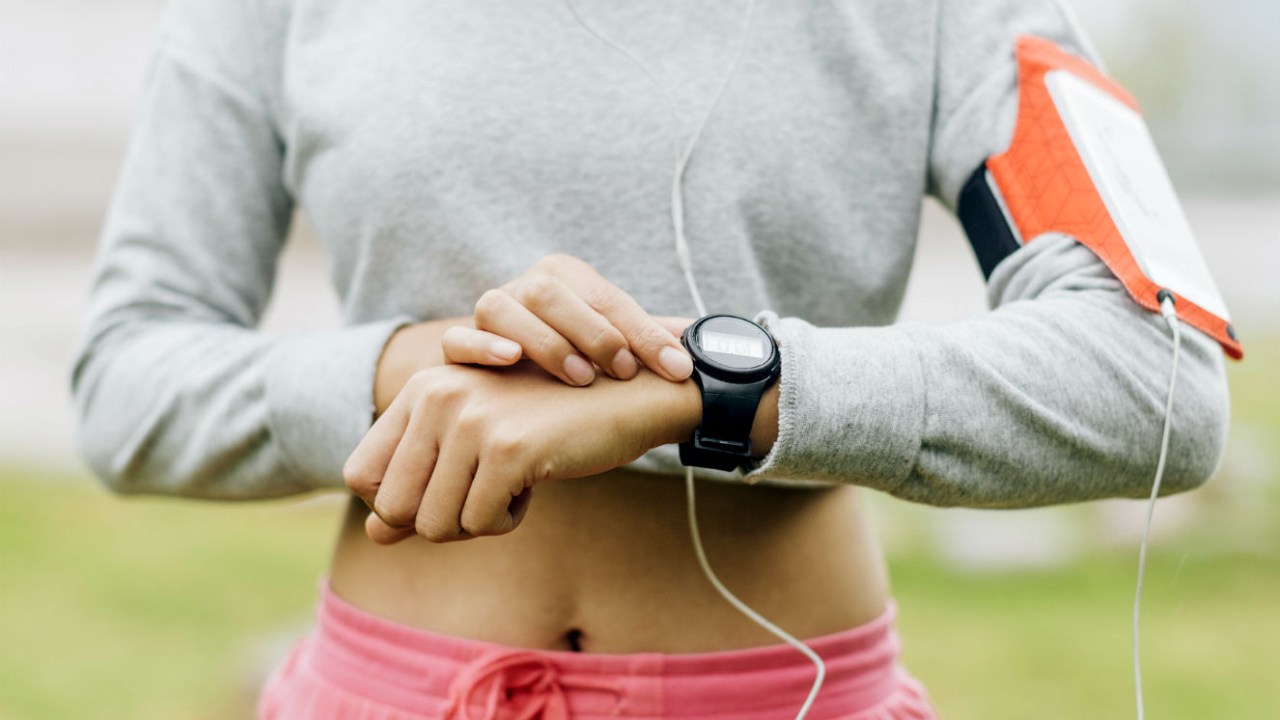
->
xmin=72 ymin=0 xmax=1229 ymax=505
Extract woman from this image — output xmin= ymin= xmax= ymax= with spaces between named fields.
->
xmin=73 ymin=0 xmax=1229 ymax=717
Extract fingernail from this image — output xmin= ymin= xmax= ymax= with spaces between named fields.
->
xmin=490 ymin=340 xmax=521 ymax=360
xmin=659 ymin=346 xmax=693 ymax=379
xmin=563 ymin=355 xmax=596 ymax=386
xmin=611 ymin=348 xmax=638 ymax=379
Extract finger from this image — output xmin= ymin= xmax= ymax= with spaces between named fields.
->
xmin=508 ymin=487 xmax=533 ymax=529
xmin=506 ymin=275 xmax=635 ymax=380
xmin=366 ymin=512 xmax=416 ymax=545
xmin=372 ymin=404 xmax=440 ymax=529
xmin=441 ymin=326 xmax=523 ymax=366
xmin=459 ymin=457 xmax=529 ymax=537
xmin=415 ymin=433 xmax=478 ymax=543
xmin=653 ymin=316 xmax=695 ymax=340
xmin=555 ymin=267 xmax=692 ymax=381
xmin=343 ymin=389 xmax=413 ymax=505
xmin=475 ymin=288 xmax=596 ymax=386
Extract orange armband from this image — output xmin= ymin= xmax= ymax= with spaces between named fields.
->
xmin=958 ymin=36 xmax=1241 ymax=360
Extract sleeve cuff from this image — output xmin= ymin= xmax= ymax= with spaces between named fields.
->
xmin=744 ymin=315 xmax=926 ymax=492
xmin=264 ymin=316 xmax=415 ymax=488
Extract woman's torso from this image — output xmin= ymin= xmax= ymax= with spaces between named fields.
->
xmin=330 ymin=470 xmax=889 ymax=652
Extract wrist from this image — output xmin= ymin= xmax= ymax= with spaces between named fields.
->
xmin=629 ymin=371 xmax=702 ymax=448
xmin=749 ymin=381 xmax=780 ymax=460
xmin=374 ymin=317 xmax=471 ymax=415
xmin=632 ymin=367 xmax=778 ymax=457
xmin=675 ymin=314 xmax=782 ymax=469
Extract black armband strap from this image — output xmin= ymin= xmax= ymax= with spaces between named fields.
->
xmin=958 ymin=163 xmax=1022 ymax=280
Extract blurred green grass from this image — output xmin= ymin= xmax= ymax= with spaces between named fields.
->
xmin=0 ymin=474 xmax=338 ymax=719
xmin=894 ymin=549 xmax=1279 ymax=719
xmin=1 ymin=474 xmax=1275 ymax=720
xmin=1 ymin=337 xmax=1275 ymax=719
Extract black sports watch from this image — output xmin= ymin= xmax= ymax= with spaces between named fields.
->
xmin=679 ymin=314 xmax=781 ymax=472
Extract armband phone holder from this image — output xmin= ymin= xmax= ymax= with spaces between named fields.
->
xmin=958 ymin=36 xmax=1242 ymax=360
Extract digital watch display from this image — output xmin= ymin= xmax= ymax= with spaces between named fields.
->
xmin=679 ymin=314 xmax=781 ymax=472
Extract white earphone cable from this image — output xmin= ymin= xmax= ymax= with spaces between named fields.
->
xmin=562 ymin=0 xmax=757 ymax=318
xmin=562 ymin=7 xmax=1186 ymax=719
xmin=684 ymin=463 xmax=827 ymax=719
xmin=561 ymin=2 xmax=826 ymax=717
xmin=1133 ymin=292 xmax=1182 ymax=720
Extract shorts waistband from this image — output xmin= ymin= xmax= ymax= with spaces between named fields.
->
xmin=308 ymin=582 xmax=904 ymax=719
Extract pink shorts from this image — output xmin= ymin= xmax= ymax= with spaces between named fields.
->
xmin=258 ymin=583 xmax=937 ymax=720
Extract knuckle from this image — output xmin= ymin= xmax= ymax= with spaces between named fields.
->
xmin=443 ymin=371 xmax=472 ymax=396
xmin=342 ymin=458 xmax=375 ymax=493
xmin=415 ymin=514 xmax=456 ymax=543
xmin=533 ymin=458 xmax=556 ymax=486
xmin=474 ymin=289 xmax=506 ymax=324
xmin=530 ymin=330 xmax=565 ymax=359
xmin=583 ymin=324 xmax=626 ymax=357
xmin=373 ymin=493 xmax=412 ymax=527
xmin=404 ymin=369 xmax=429 ymax=391
xmin=406 ymin=367 xmax=448 ymax=396
xmin=459 ymin=512 xmax=493 ymax=537
xmin=421 ymin=372 xmax=467 ymax=405
xmin=583 ymin=283 xmax=622 ymax=313
xmin=487 ymin=431 xmax=526 ymax=460
xmin=455 ymin=407 xmax=487 ymax=433
xmin=518 ymin=274 xmax=560 ymax=309
xmin=631 ymin=324 xmax=672 ymax=354
xmin=537 ymin=254 xmax=578 ymax=274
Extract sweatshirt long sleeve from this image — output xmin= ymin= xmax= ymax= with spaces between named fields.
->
xmin=73 ymin=0 xmax=1229 ymax=504
xmin=72 ymin=0 xmax=408 ymax=497
xmin=745 ymin=0 xmax=1229 ymax=504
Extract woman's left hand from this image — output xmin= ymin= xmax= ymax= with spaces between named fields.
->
xmin=439 ymin=255 xmax=696 ymax=386
xmin=343 ymin=361 xmax=700 ymax=544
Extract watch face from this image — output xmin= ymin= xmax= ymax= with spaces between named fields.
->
xmin=687 ymin=315 xmax=778 ymax=377
xmin=701 ymin=330 xmax=766 ymax=360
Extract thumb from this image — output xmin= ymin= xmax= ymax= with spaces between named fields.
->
xmin=365 ymin=512 xmax=416 ymax=545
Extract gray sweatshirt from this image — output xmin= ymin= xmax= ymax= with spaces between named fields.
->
xmin=72 ymin=0 xmax=1230 ymax=506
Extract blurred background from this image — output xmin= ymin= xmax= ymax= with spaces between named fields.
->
xmin=0 ymin=0 xmax=1276 ymax=717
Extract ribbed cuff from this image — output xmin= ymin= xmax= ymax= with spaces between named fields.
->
xmin=264 ymin=317 xmax=415 ymax=487
xmin=744 ymin=316 xmax=926 ymax=491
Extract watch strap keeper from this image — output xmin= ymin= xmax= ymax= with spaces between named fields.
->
xmin=679 ymin=374 xmax=772 ymax=471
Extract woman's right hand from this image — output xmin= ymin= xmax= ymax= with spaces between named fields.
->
xmin=440 ymin=254 xmax=695 ymax=386
xmin=348 ymin=360 xmax=701 ymax=545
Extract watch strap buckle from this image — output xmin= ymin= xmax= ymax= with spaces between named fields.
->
xmin=679 ymin=429 xmax=753 ymax=472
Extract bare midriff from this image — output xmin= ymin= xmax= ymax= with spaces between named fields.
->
xmin=329 ymin=467 xmax=889 ymax=654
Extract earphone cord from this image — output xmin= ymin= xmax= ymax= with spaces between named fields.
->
xmin=1134 ymin=293 xmax=1182 ymax=720
xmin=561 ymin=2 xmax=826 ymax=718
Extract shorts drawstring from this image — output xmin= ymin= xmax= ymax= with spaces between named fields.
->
xmin=443 ymin=650 xmax=625 ymax=720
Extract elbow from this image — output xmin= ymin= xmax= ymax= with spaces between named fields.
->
xmin=73 ymin=381 xmax=150 ymax=497
xmin=72 ymin=345 xmax=162 ymax=496
xmin=1157 ymin=399 xmax=1229 ymax=497
xmin=1152 ymin=340 xmax=1231 ymax=497
xmin=76 ymin=425 xmax=136 ymax=496
xmin=72 ymin=349 xmax=124 ymax=494
xmin=73 ymin=350 xmax=312 ymax=501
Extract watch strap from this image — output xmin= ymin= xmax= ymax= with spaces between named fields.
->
xmin=679 ymin=373 xmax=772 ymax=471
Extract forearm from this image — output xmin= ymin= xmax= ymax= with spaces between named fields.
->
xmin=744 ymin=236 xmax=1229 ymax=505
xmin=385 ymin=315 xmax=769 ymax=455
xmin=349 ymin=341 xmax=775 ymax=543
xmin=74 ymin=318 xmax=408 ymax=498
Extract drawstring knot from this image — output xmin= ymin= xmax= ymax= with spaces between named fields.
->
xmin=443 ymin=650 xmax=623 ymax=720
